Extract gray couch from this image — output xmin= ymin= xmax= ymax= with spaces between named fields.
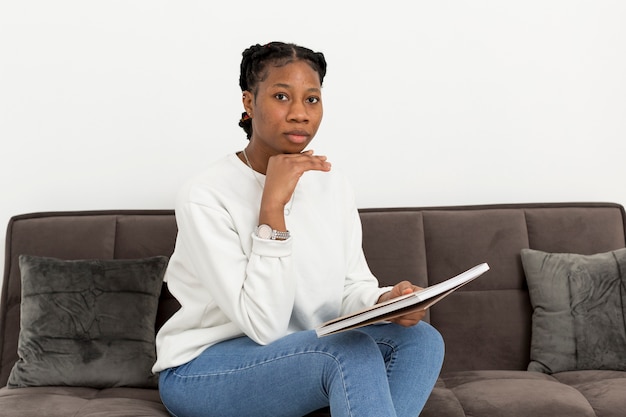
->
xmin=1 ymin=203 xmax=625 ymax=416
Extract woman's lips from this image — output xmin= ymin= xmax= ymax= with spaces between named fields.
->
xmin=284 ymin=130 xmax=310 ymax=143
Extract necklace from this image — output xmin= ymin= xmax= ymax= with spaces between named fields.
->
xmin=242 ymin=148 xmax=265 ymax=190
xmin=242 ymin=148 xmax=294 ymax=215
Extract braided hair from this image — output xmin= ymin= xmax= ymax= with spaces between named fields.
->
xmin=238 ymin=41 xmax=327 ymax=140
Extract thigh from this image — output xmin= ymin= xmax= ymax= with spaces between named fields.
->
xmin=159 ymin=331 xmax=328 ymax=417
xmin=159 ymin=330 xmax=390 ymax=417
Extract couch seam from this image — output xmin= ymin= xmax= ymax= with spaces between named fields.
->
xmin=113 ymin=215 xmax=120 ymax=259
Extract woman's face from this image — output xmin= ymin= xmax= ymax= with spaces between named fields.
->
xmin=243 ymin=60 xmax=323 ymax=155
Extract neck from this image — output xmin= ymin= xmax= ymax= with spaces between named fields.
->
xmin=242 ymin=144 xmax=270 ymax=174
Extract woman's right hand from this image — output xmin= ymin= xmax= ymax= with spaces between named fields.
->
xmin=259 ymin=150 xmax=331 ymax=231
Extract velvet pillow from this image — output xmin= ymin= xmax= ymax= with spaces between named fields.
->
xmin=521 ymin=248 xmax=626 ymax=374
xmin=8 ymin=255 xmax=168 ymax=389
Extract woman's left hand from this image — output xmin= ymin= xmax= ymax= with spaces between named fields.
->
xmin=376 ymin=281 xmax=427 ymax=327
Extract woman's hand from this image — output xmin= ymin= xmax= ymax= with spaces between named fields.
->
xmin=264 ymin=150 xmax=330 ymax=205
xmin=377 ymin=281 xmax=427 ymax=327
xmin=259 ymin=150 xmax=331 ymax=231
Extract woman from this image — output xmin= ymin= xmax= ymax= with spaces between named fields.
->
xmin=154 ymin=41 xmax=444 ymax=417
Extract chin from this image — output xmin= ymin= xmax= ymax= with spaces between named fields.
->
xmin=284 ymin=142 xmax=311 ymax=154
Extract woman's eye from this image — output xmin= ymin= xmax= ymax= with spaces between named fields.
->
xmin=307 ymin=97 xmax=320 ymax=104
xmin=275 ymin=93 xmax=288 ymax=101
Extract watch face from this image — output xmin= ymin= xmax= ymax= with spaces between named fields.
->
xmin=256 ymin=224 xmax=273 ymax=239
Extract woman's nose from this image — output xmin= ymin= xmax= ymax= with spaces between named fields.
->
xmin=287 ymin=100 xmax=309 ymax=122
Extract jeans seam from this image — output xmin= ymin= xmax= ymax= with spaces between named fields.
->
xmin=163 ymin=402 xmax=180 ymax=417
xmin=172 ymin=350 xmax=339 ymax=378
xmin=170 ymin=349 xmax=356 ymax=416
xmin=376 ymin=339 xmax=398 ymax=375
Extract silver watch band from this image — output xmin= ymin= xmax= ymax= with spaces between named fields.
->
xmin=270 ymin=229 xmax=290 ymax=240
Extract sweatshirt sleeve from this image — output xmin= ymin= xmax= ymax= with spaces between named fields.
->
xmin=175 ymin=197 xmax=296 ymax=345
xmin=338 ymin=178 xmax=391 ymax=315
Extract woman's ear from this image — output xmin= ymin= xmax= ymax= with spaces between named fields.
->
xmin=242 ymin=91 xmax=253 ymax=117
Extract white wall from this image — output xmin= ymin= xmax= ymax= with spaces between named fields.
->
xmin=1 ymin=1 xmax=626 ymax=283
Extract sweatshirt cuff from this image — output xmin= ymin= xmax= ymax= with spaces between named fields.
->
xmin=251 ymin=233 xmax=293 ymax=257
xmin=374 ymin=286 xmax=394 ymax=304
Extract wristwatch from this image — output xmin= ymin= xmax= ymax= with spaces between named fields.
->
xmin=256 ymin=224 xmax=290 ymax=240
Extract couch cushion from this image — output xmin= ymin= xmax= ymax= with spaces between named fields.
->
xmin=420 ymin=370 xmax=626 ymax=417
xmin=0 ymin=386 xmax=170 ymax=417
xmin=8 ymin=255 xmax=168 ymax=389
xmin=521 ymin=248 xmax=626 ymax=374
xmin=553 ymin=371 xmax=626 ymax=417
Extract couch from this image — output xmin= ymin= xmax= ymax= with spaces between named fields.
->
xmin=0 ymin=203 xmax=625 ymax=417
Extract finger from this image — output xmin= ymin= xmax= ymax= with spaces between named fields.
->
xmin=296 ymin=155 xmax=331 ymax=172
xmin=269 ymin=154 xmax=331 ymax=174
xmin=281 ymin=152 xmax=329 ymax=165
xmin=392 ymin=316 xmax=419 ymax=327
xmin=394 ymin=281 xmax=414 ymax=296
xmin=393 ymin=310 xmax=426 ymax=326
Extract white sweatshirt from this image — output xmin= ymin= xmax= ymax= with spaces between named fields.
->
xmin=152 ymin=153 xmax=389 ymax=372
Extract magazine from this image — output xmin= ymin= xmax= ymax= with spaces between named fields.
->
xmin=315 ymin=263 xmax=490 ymax=337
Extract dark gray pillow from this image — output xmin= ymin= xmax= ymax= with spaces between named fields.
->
xmin=8 ymin=255 xmax=168 ymax=389
xmin=521 ymin=248 xmax=626 ymax=374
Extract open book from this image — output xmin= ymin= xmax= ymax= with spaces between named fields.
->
xmin=316 ymin=263 xmax=490 ymax=337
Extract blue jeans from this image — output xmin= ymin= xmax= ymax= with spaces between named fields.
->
xmin=159 ymin=322 xmax=444 ymax=417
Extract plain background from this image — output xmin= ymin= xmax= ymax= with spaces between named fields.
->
xmin=1 ymin=1 xmax=625 ymax=285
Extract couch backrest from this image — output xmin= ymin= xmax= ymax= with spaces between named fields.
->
xmin=1 ymin=203 xmax=625 ymax=385
xmin=360 ymin=203 xmax=626 ymax=373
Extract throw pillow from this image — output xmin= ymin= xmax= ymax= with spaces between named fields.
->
xmin=521 ymin=248 xmax=626 ymax=374
xmin=8 ymin=255 xmax=168 ymax=389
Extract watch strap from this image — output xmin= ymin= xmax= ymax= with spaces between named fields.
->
xmin=270 ymin=229 xmax=290 ymax=240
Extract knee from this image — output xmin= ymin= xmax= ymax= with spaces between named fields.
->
xmin=412 ymin=321 xmax=445 ymax=365
xmin=317 ymin=331 xmax=389 ymax=386
xmin=420 ymin=321 xmax=444 ymax=347
xmin=325 ymin=330 xmax=382 ymax=358
xmin=388 ymin=321 xmax=444 ymax=361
